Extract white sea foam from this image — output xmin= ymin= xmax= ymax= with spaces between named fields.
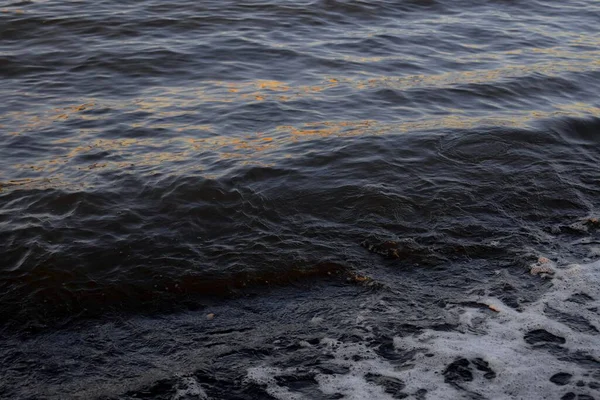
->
xmin=246 ymin=261 xmax=600 ymax=399
xmin=172 ymin=376 xmax=208 ymax=400
xmin=246 ymin=366 xmax=306 ymax=400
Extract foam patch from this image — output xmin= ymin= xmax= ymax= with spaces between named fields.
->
xmin=172 ymin=376 xmax=208 ymax=400
xmin=246 ymin=261 xmax=600 ymax=399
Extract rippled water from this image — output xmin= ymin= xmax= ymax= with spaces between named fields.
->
xmin=1 ymin=0 xmax=599 ymax=398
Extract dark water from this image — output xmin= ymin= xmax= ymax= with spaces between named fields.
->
xmin=1 ymin=0 xmax=600 ymax=398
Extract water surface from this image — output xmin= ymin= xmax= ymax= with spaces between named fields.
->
xmin=1 ymin=0 xmax=599 ymax=398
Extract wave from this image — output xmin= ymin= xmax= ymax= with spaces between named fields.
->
xmin=1 ymin=118 xmax=600 ymax=329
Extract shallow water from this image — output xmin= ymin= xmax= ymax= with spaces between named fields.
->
xmin=1 ymin=0 xmax=599 ymax=398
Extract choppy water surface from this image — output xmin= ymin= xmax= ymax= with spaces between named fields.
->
xmin=1 ymin=0 xmax=600 ymax=398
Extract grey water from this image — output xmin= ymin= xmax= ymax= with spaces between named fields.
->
xmin=1 ymin=0 xmax=599 ymax=398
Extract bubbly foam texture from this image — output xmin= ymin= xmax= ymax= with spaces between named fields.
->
xmin=315 ymin=338 xmax=404 ymax=399
xmin=246 ymin=261 xmax=600 ymax=399
xmin=393 ymin=261 xmax=599 ymax=399
xmin=246 ymin=340 xmax=409 ymax=400
xmin=246 ymin=367 xmax=305 ymax=400
xmin=172 ymin=376 xmax=208 ymax=400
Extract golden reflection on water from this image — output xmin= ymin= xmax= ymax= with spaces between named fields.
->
xmin=1 ymin=8 xmax=25 ymax=14
xmin=2 ymin=39 xmax=599 ymax=192
xmin=199 ymin=54 xmax=598 ymax=104
xmin=6 ymin=44 xmax=598 ymax=137
xmin=8 ymin=103 xmax=599 ymax=190
xmin=5 ymin=102 xmax=96 ymax=136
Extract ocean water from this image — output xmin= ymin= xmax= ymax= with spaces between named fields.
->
xmin=1 ymin=0 xmax=599 ymax=398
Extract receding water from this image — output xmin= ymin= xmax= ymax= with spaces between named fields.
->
xmin=1 ymin=0 xmax=599 ymax=399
